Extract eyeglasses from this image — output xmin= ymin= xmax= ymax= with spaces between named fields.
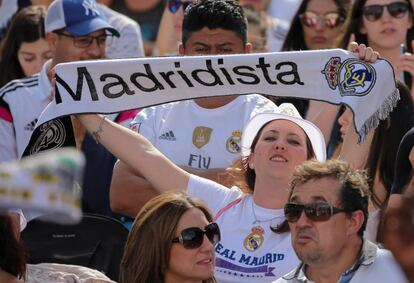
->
xmin=299 ymin=11 xmax=342 ymax=29
xmin=284 ymin=202 xmax=347 ymax=223
xmin=168 ymin=0 xmax=192 ymax=13
xmin=172 ymin=222 xmax=220 ymax=249
xmin=54 ymin=31 xmax=113 ymax=48
xmin=363 ymin=2 xmax=410 ymax=22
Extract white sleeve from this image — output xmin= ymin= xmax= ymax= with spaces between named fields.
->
xmin=187 ymin=174 xmax=243 ymax=215
xmin=0 ymin=115 xmax=18 ymax=162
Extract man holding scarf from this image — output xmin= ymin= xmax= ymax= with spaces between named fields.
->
xmin=109 ymin=0 xmax=278 ymax=217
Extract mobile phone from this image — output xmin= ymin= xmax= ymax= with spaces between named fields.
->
xmin=400 ymin=43 xmax=407 ymax=54
xmin=400 ymin=44 xmax=406 ymax=83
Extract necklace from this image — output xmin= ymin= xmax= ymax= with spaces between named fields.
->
xmin=251 ymin=200 xmax=284 ymax=225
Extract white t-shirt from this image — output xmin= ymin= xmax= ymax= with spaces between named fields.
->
xmin=364 ymin=210 xmax=380 ymax=243
xmin=188 ymin=175 xmax=300 ymax=283
xmin=130 ymin=94 xmax=278 ymax=169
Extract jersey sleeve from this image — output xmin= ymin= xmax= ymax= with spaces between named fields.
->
xmin=0 ymin=97 xmax=17 ymax=162
xmin=187 ymin=174 xmax=243 ymax=215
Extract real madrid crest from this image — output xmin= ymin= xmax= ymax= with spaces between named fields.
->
xmin=226 ymin=130 xmax=241 ymax=153
xmin=244 ymin=226 xmax=265 ymax=252
xmin=322 ymin=56 xmax=376 ymax=97
xmin=192 ymin=126 xmax=213 ymax=149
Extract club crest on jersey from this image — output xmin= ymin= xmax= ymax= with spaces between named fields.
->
xmin=244 ymin=226 xmax=265 ymax=252
xmin=192 ymin=126 xmax=212 ymax=149
xmin=322 ymin=57 xmax=376 ymax=97
xmin=29 ymin=120 xmax=66 ymax=155
xmin=129 ymin=121 xmax=142 ymax=133
xmin=226 ymin=130 xmax=241 ymax=153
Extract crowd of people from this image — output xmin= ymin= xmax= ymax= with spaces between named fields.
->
xmin=0 ymin=0 xmax=413 ymax=282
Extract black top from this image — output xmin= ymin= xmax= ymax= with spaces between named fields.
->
xmin=391 ymin=127 xmax=414 ymax=194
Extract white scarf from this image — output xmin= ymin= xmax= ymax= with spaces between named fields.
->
xmin=25 ymin=49 xmax=398 ymax=155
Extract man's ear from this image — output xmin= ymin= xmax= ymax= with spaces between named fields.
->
xmin=179 ymin=43 xmax=185 ymax=55
xmin=346 ymin=210 xmax=365 ymax=236
xmin=46 ymin=32 xmax=58 ymax=51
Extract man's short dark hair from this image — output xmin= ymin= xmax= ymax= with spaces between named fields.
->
xmin=288 ymin=159 xmax=370 ymax=238
xmin=182 ymin=0 xmax=247 ymax=45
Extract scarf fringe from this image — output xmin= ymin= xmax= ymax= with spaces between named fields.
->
xmin=357 ymin=87 xmax=400 ymax=143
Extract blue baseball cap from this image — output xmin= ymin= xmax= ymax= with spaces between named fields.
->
xmin=45 ymin=0 xmax=119 ymax=37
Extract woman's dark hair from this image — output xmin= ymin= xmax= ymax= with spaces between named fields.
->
xmin=182 ymin=0 xmax=247 ymax=45
xmin=281 ymin=0 xmax=350 ymax=51
xmin=0 ymin=5 xmax=47 ymax=88
xmin=390 ymin=127 xmax=414 ymax=195
xmin=0 ymin=215 xmax=26 ymax=279
xmin=366 ymin=80 xmax=414 ymax=209
xmin=338 ymin=0 xmax=414 ymax=86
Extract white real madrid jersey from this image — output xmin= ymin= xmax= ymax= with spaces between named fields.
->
xmin=130 ymin=94 xmax=278 ymax=169
xmin=188 ymin=175 xmax=300 ymax=283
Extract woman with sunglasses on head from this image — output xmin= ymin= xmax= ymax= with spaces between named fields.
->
xmin=119 ymin=192 xmax=219 ymax=283
xmin=339 ymin=0 xmax=414 ymax=99
xmin=278 ymin=0 xmax=351 ymax=144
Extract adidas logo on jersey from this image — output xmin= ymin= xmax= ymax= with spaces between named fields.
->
xmin=159 ymin=131 xmax=176 ymax=141
xmin=25 ymin=119 xmax=38 ymax=131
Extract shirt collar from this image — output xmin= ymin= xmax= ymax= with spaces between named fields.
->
xmin=284 ymin=239 xmax=378 ymax=283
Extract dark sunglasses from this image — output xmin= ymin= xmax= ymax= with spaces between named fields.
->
xmin=363 ymin=2 xmax=410 ymax=22
xmin=299 ymin=11 xmax=342 ymax=28
xmin=172 ymin=222 xmax=220 ymax=249
xmin=284 ymin=202 xmax=346 ymax=223
xmin=168 ymin=0 xmax=192 ymax=13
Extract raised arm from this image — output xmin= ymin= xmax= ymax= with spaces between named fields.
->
xmin=110 ymin=160 xmax=233 ymax=217
xmin=338 ymin=112 xmax=374 ymax=169
xmin=77 ymin=114 xmax=190 ymax=194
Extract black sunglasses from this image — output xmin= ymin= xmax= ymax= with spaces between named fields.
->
xmin=172 ymin=222 xmax=220 ymax=249
xmin=299 ymin=11 xmax=342 ymax=29
xmin=284 ymin=202 xmax=347 ymax=223
xmin=363 ymin=2 xmax=410 ymax=22
xmin=168 ymin=0 xmax=192 ymax=13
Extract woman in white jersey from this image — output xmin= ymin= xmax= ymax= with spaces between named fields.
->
xmin=75 ymin=102 xmax=325 ymax=283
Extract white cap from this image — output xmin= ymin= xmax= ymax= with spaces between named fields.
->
xmin=241 ymin=103 xmax=326 ymax=161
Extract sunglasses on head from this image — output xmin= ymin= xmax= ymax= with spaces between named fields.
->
xmin=299 ymin=11 xmax=342 ymax=29
xmin=363 ymin=2 xmax=410 ymax=22
xmin=172 ymin=222 xmax=221 ymax=249
xmin=168 ymin=0 xmax=192 ymax=13
xmin=284 ymin=202 xmax=347 ymax=223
